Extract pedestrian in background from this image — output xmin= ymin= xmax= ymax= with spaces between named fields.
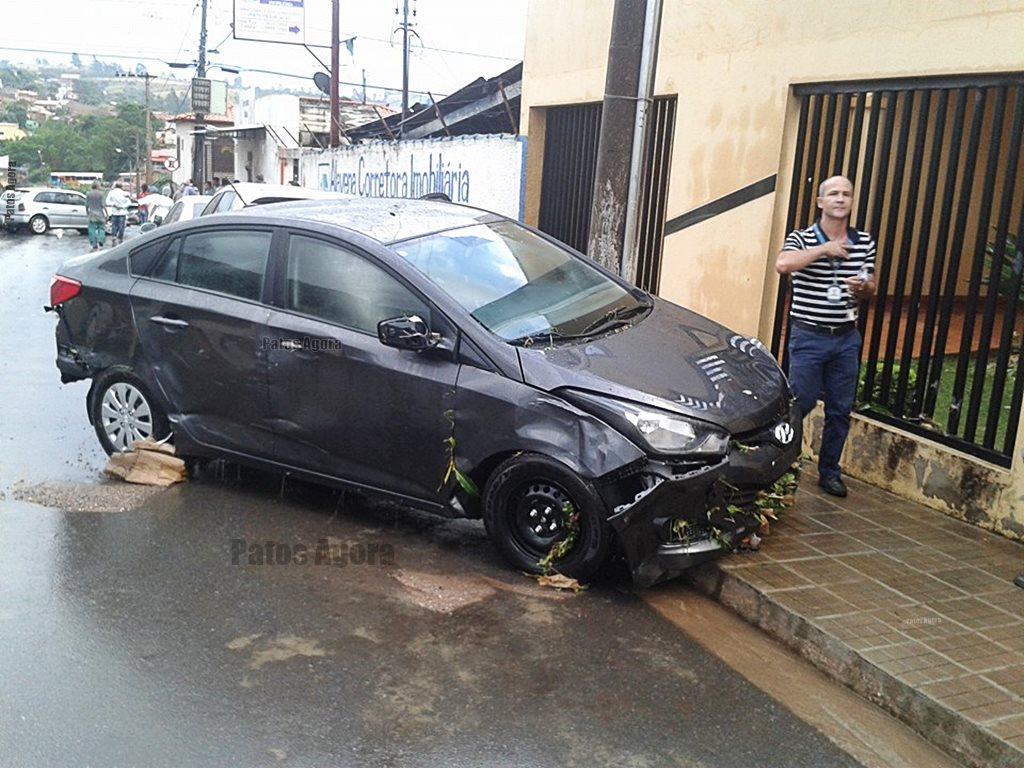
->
xmin=776 ymin=175 xmax=876 ymax=498
xmin=105 ymin=182 xmax=131 ymax=245
xmin=85 ymin=181 xmax=107 ymax=251
xmin=137 ymin=183 xmax=150 ymax=224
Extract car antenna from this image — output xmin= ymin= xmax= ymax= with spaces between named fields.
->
xmin=226 ymin=180 xmax=249 ymax=207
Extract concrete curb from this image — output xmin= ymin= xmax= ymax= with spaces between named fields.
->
xmin=689 ymin=562 xmax=1022 ymax=768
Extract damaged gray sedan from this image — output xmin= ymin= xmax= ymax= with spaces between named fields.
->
xmin=49 ymin=198 xmax=801 ymax=586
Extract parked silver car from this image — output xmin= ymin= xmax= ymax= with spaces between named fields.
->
xmin=2 ymin=187 xmax=89 ymax=234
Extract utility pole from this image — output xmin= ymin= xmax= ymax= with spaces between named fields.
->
xmin=191 ymin=0 xmax=209 ymax=189
xmin=587 ymin=0 xmax=664 ymax=281
xmin=330 ymin=0 xmax=340 ymax=147
xmin=144 ymin=73 xmax=152 ymax=186
xmin=401 ymin=0 xmax=410 ymax=124
xmin=116 ymin=71 xmax=155 ymax=186
xmin=362 ymin=69 xmax=367 ymax=105
xmin=395 ymin=0 xmax=416 ymax=133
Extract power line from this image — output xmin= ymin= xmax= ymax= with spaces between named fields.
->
xmin=0 ymin=45 xmax=447 ymax=97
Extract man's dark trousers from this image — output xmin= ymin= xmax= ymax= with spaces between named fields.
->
xmin=788 ymin=324 xmax=861 ymax=483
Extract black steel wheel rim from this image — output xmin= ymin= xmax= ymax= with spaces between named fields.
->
xmin=508 ymin=480 xmax=573 ymax=558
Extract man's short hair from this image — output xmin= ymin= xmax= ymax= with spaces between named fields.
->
xmin=115 ymin=182 xmax=122 ymax=189
xmin=818 ymin=175 xmax=852 ymax=196
xmin=91 ymin=182 xmax=99 ymax=189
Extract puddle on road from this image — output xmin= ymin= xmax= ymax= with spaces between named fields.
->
xmin=10 ymin=480 xmax=168 ymax=513
xmin=390 ymin=568 xmax=498 ymax=613
xmin=225 ymin=633 xmax=330 ymax=670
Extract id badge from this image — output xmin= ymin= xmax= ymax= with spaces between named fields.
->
xmin=827 ymin=285 xmax=844 ymax=303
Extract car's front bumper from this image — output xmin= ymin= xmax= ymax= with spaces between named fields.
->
xmin=605 ymin=402 xmax=803 ymax=587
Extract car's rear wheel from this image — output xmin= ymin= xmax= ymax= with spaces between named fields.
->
xmin=91 ymin=371 xmax=170 ymax=455
xmin=482 ymin=453 xmax=612 ymax=581
xmin=29 ymin=215 xmax=48 ymax=235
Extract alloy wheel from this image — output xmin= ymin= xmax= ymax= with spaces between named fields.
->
xmin=100 ymin=382 xmax=154 ymax=452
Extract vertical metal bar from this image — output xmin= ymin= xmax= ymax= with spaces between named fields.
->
xmin=877 ymin=90 xmax=925 ymax=411
xmin=861 ymin=91 xmax=901 ymax=402
xmin=803 ymin=94 xmax=825 ymax=226
xmin=538 ymin=109 xmax=556 ymax=235
xmin=948 ymin=86 xmax=1007 ymax=436
xmin=570 ymin=106 xmax=585 ymax=251
xmin=894 ymin=89 xmax=945 ymax=415
xmin=971 ymin=85 xmax=1024 ymax=445
xmin=989 ymin=185 xmax=1024 ymax=450
xmin=653 ymin=98 xmax=676 ymax=293
xmin=927 ymin=88 xmax=988 ymax=416
xmin=832 ymin=92 xmax=851 ymax=173
xmin=901 ymin=88 xmax=946 ymax=421
xmin=914 ymin=89 xmax=969 ymax=418
xmin=771 ymin=96 xmax=810 ymax=359
xmin=818 ymin=93 xmax=837 ymax=181
xmin=854 ymin=90 xmax=883 ymax=231
xmin=846 ymin=92 xmax=867 ymax=187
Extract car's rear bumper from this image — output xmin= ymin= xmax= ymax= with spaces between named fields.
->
xmin=605 ymin=403 xmax=803 ymax=587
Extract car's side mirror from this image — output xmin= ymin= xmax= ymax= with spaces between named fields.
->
xmin=139 ymin=222 xmax=157 ymax=233
xmin=377 ymin=315 xmax=439 ymax=351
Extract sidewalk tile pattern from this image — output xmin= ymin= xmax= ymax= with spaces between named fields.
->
xmin=713 ymin=466 xmax=1024 ymax=761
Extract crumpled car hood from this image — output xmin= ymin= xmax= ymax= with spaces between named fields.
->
xmin=517 ymin=297 xmax=790 ymax=435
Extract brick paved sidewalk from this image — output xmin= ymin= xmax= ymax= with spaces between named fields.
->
xmin=687 ymin=465 xmax=1024 ymax=768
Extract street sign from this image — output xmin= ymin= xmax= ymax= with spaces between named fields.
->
xmin=232 ymin=0 xmax=330 ymax=47
xmin=164 ymin=157 xmax=180 ymax=171
xmin=191 ymin=78 xmax=211 ymax=114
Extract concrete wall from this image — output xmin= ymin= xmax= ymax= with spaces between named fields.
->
xmin=520 ymin=0 xmax=1024 ymax=537
xmin=300 ymin=135 xmax=527 ymax=220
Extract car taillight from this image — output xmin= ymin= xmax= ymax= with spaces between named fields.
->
xmin=17 ymin=203 xmax=24 ymax=211
xmin=50 ymin=275 xmax=81 ymax=307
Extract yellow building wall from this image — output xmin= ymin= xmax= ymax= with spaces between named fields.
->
xmin=521 ymin=0 xmax=1024 ymax=538
xmin=522 ymin=0 xmax=1024 ymax=336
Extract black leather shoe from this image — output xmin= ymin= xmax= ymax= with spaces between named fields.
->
xmin=819 ymin=476 xmax=848 ymax=498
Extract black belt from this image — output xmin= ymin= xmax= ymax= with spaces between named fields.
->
xmin=791 ymin=318 xmax=856 ymax=337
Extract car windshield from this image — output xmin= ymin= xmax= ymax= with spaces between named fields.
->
xmin=392 ymin=220 xmax=649 ymax=342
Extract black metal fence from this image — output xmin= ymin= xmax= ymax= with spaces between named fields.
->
xmin=538 ymin=97 xmax=677 ymax=293
xmin=771 ymin=74 xmax=1024 ymax=467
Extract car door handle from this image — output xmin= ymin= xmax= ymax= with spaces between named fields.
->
xmin=150 ymin=315 xmax=189 ymax=328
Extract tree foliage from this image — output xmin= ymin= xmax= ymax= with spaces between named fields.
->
xmin=0 ymin=109 xmax=153 ymax=181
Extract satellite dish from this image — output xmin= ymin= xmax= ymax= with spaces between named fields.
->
xmin=313 ymin=72 xmax=331 ymax=96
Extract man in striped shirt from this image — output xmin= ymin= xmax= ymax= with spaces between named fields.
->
xmin=776 ymin=175 xmax=876 ymax=497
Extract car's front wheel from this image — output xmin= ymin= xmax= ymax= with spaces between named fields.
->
xmin=483 ymin=453 xmax=612 ymax=581
xmin=29 ymin=215 xmax=48 ymax=235
xmin=90 ymin=370 xmax=170 ymax=455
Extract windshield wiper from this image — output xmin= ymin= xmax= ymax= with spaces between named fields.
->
xmin=509 ymin=328 xmax=576 ymax=347
xmin=579 ymin=302 xmax=652 ymax=337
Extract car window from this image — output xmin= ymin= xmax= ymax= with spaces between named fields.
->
xmin=191 ymin=200 xmax=207 ymax=218
xmin=130 ymin=238 xmax=174 ymax=277
xmin=34 ymin=191 xmax=59 ymax=204
xmin=285 ymin=234 xmax=429 ymax=333
xmin=215 ymin=191 xmax=238 ymax=213
xmin=151 ymin=237 xmax=182 ymax=282
xmin=177 ymin=230 xmax=271 ymax=301
xmin=200 ymin=195 xmax=219 ymax=216
xmin=393 ymin=220 xmax=641 ymax=341
xmin=59 ymin=193 xmax=84 ymax=205
xmin=163 ymin=202 xmax=183 ymax=224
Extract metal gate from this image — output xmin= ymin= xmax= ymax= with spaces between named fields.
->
xmin=538 ymin=97 xmax=676 ymax=293
xmin=770 ymin=74 xmax=1024 ymax=466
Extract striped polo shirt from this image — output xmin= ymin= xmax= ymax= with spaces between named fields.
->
xmin=782 ymin=222 xmax=876 ymax=325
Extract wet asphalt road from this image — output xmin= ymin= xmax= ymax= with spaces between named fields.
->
xmin=0 ymin=229 xmax=866 ymax=767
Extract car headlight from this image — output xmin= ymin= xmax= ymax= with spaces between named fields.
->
xmin=562 ymin=390 xmax=730 ymax=456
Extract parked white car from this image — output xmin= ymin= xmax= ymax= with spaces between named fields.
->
xmin=2 ymin=187 xmax=89 ymax=234
xmin=199 ymin=183 xmax=349 ymax=216
xmin=160 ymin=195 xmax=212 ymax=225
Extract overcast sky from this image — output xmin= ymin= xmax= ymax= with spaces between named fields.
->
xmin=0 ymin=0 xmax=527 ymax=104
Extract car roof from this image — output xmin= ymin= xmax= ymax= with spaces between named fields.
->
xmin=224 ymin=182 xmax=348 ymax=203
xmin=238 ymin=197 xmax=503 ymax=244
